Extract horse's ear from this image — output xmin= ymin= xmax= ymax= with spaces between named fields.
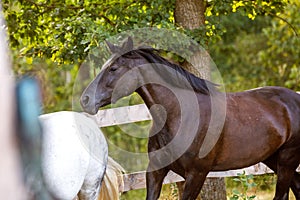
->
xmin=121 ymin=36 xmax=133 ymax=53
xmin=105 ymin=40 xmax=118 ymax=53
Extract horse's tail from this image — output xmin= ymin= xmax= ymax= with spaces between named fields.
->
xmin=98 ymin=156 xmax=125 ymax=200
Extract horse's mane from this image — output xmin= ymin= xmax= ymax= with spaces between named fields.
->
xmin=127 ymin=48 xmax=218 ymax=95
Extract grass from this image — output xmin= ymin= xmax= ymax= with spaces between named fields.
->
xmin=244 ymin=189 xmax=296 ymax=200
xmin=120 ymin=188 xmax=297 ymax=200
xmin=120 ymin=174 xmax=297 ymax=200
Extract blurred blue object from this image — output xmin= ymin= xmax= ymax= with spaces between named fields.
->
xmin=16 ymin=77 xmax=42 ymax=139
xmin=16 ymin=77 xmax=53 ymax=200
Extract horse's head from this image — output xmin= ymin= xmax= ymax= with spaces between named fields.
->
xmin=80 ymin=37 xmax=147 ymax=115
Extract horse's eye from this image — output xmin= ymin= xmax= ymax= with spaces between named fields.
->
xmin=109 ymin=66 xmax=118 ymax=72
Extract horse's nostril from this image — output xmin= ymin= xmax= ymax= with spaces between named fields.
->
xmin=82 ymin=95 xmax=89 ymax=106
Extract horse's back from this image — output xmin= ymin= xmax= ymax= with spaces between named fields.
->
xmin=244 ymin=86 xmax=300 ymax=134
xmin=231 ymin=86 xmax=300 ymax=124
xmin=39 ymin=111 xmax=108 ymax=200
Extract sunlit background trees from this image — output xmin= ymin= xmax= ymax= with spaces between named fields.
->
xmin=2 ymin=0 xmax=299 ymax=199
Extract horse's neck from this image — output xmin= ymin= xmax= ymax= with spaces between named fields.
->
xmin=138 ymin=84 xmax=178 ymax=116
xmin=136 ymin=84 xmax=177 ymax=141
xmin=137 ymin=84 xmax=178 ymax=110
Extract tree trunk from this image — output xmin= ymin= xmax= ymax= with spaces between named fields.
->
xmin=175 ymin=0 xmax=206 ymax=29
xmin=174 ymin=0 xmax=227 ymax=199
xmin=200 ymin=178 xmax=227 ymax=200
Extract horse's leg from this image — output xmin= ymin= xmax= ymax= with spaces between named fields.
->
xmin=263 ymin=156 xmax=289 ymax=200
xmin=264 ymin=155 xmax=300 ymax=200
xmin=273 ymin=148 xmax=300 ymax=200
xmin=176 ymin=181 xmax=185 ymax=200
xmin=181 ymin=171 xmax=208 ymax=200
xmin=145 ymin=167 xmax=169 ymax=200
xmin=274 ymin=165 xmax=294 ymax=200
xmin=291 ymin=172 xmax=300 ymax=200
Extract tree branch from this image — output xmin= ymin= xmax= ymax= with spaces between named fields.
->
xmin=270 ymin=13 xmax=299 ymax=37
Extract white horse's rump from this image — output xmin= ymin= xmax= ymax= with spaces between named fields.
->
xmin=39 ymin=111 xmax=108 ymax=200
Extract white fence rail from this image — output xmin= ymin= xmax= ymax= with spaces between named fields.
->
xmin=86 ymin=104 xmax=151 ymax=127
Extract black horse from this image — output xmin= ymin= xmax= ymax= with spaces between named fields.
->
xmin=81 ymin=37 xmax=300 ymax=200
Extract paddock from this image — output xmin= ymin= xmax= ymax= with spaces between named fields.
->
xmin=1 ymin=5 xmax=300 ymax=198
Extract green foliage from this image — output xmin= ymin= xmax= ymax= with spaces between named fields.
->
xmin=210 ymin=0 xmax=300 ymax=92
xmin=4 ymin=0 xmax=288 ymax=63
xmin=259 ymin=0 xmax=300 ymax=90
xmin=2 ymin=0 xmax=299 ymax=197
xmin=12 ymin=52 xmax=77 ymax=112
xmin=173 ymin=0 xmax=287 ymax=48
xmin=2 ymin=0 xmax=177 ymax=63
xmin=229 ymin=172 xmax=257 ymax=200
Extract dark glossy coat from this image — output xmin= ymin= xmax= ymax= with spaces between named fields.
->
xmin=81 ymin=37 xmax=300 ymax=200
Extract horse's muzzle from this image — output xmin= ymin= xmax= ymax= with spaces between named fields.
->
xmin=80 ymin=94 xmax=99 ymax=115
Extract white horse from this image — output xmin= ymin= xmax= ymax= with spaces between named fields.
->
xmin=39 ymin=111 xmax=124 ymax=200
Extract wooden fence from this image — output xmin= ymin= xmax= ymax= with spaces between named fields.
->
xmin=1 ymin=7 xmax=299 ymax=196
xmin=86 ymin=105 xmax=300 ymax=192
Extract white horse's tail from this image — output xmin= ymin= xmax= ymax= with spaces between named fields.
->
xmin=98 ymin=157 xmax=125 ymax=200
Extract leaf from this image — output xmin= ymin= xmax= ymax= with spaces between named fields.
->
xmin=232 ymin=189 xmax=240 ymax=194
xmin=233 ymin=178 xmax=241 ymax=182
